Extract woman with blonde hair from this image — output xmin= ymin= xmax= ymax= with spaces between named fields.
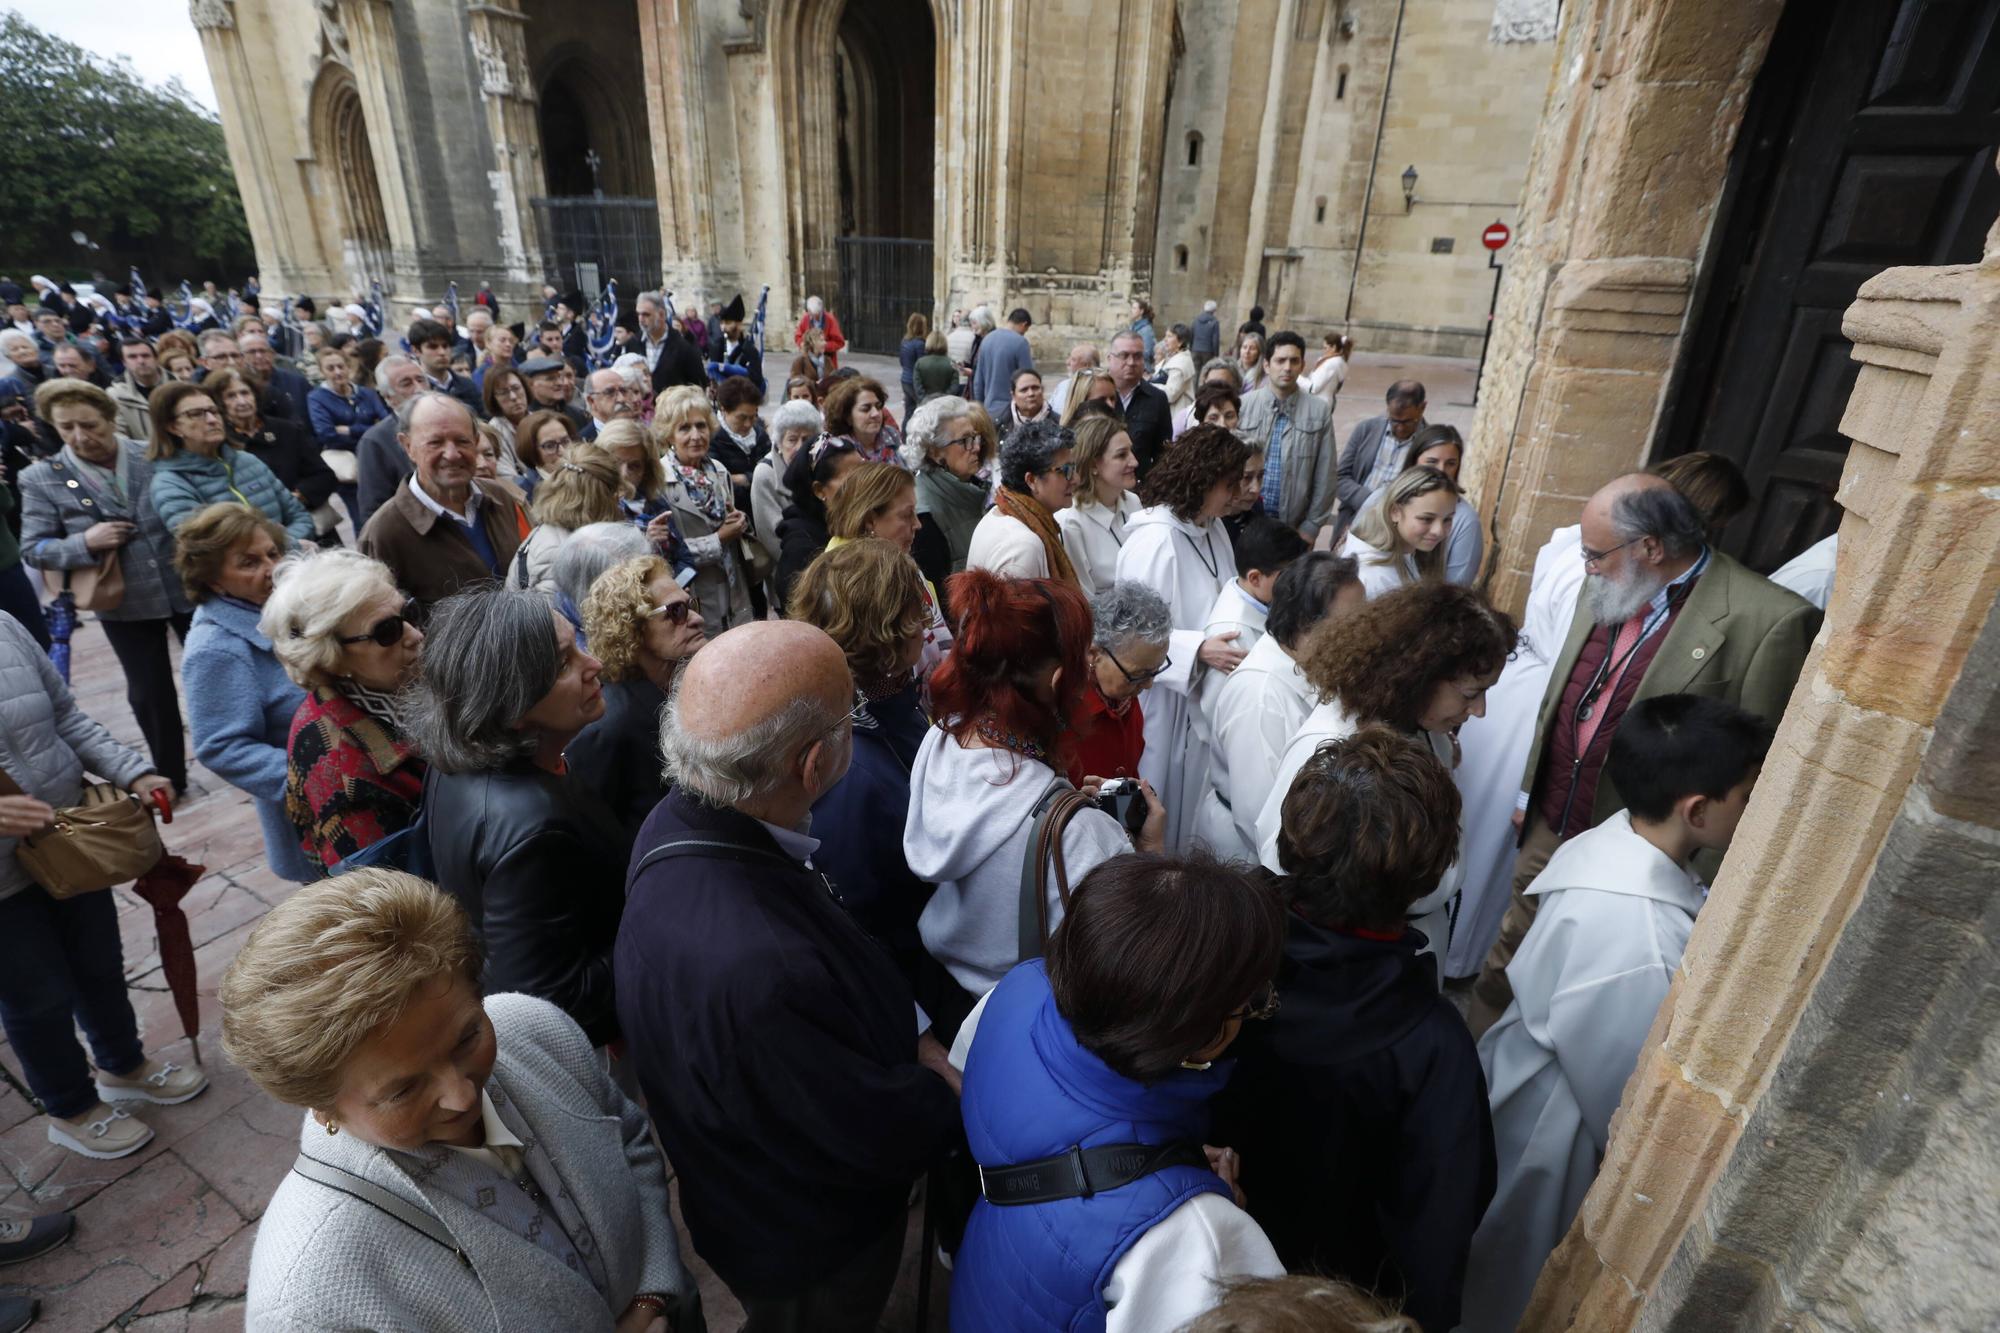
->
xmin=569 ymin=555 xmax=706 ymax=847
xmin=264 ymin=546 xmax=426 ymax=872
xmin=1339 ymin=466 xmax=1460 ymax=598
xmin=223 ymin=870 xmax=694 ymax=1331
xmin=826 ymin=460 xmax=952 ymax=673
xmin=508 ymin=441 xmax=622 ymax=595
xmin=1057 ymin=368 xmax=1119 ymax=428
xmin=656 ymin=384 xmax=754 ymax=632
xmin=1054 ymin=411 xmax=1142 ymax=598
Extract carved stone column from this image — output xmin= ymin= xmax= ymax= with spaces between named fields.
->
xmin=332 ymin=0 xmax=425 ymax=292
xmin=465 ymin=1 xmax=546 ymax=287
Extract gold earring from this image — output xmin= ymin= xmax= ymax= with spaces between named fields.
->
xmin=321 ymin=1115 xmax=339 ymax=1136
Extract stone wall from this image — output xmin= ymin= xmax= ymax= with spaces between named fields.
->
xmin=1522 ymin=248 xmax=2000 ymax=1331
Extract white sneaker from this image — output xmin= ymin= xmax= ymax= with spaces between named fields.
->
xmin=95 ymin=1058 xmax=208 ymax=1106
xmin=46 ymin=1104 xmax=154 ymax=1160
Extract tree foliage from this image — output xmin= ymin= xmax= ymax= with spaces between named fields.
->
xmin=0 ymin=12 xmax=253 ymax=280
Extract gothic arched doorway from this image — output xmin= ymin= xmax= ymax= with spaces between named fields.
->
xmin=311 ymin=68 xmax=391 ymax=292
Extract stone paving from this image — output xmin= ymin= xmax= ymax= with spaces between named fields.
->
xmin=1 ymin=345 xmax=1474 ymax=1331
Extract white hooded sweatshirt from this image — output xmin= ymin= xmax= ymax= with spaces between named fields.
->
xmin=1458 ymin=810 xmax=1706 ymax=1333
xmin=903 ymin=728 xmax=1132 ymax=996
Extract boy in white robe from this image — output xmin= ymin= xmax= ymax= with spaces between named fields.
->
xmin=1201 ymin=515 xmax=1309 ymax=656
xmin=1460 ymin=694 xmax=1773 ymax=1331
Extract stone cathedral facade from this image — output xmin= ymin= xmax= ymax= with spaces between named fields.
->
xmin=191 ymin=0 xmax=1557 ymax=355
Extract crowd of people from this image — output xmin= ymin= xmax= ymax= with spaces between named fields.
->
xmin=0 ymin=273 xmax=1842 ymax=1333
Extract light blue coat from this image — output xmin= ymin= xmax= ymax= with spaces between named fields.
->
xmin=150 ymin=444 xmax=314 ymax=544
xmin=181 ymin=597 xmax=315 ymax=882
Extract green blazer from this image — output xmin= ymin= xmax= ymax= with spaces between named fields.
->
xmin=1522 ymin=547 xmax=1821 ymax=833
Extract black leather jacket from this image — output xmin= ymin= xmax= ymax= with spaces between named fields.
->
xmin=422 ymin=760 xmax=629 ymax=1045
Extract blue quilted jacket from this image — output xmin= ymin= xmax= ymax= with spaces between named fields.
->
xmin=150 ymin=444 xmax=314 ymax=544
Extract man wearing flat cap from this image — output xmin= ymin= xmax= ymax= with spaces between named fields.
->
xmin=521 ymin=354 xmax=589 ymax=432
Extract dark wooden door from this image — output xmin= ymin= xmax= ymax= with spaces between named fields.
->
xmin=1662 ymin=0 xmax=2000 ymax=571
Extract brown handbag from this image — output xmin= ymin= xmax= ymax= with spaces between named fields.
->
xmin=40 ymin=547 xmax=125 ymax=612
xmin=0 ymin=767 xmax=167 ymax=899
xmin=1015 ymin=781 xmax=1098 ymax=961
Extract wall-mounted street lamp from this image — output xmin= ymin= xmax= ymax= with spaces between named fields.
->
xmin=1401 ymin=164 xmax=1418 ymax=213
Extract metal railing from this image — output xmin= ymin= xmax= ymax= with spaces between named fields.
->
xmin=531 ymin=196 xmax=662 ymax=294
xmin=836 ymin=236 xmax=934 ymax=354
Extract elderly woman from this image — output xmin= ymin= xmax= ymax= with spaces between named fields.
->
xmin=18 ymin=378 xmax=195 ymax=793
xmin=823 ymin=374 xmax=903 ymax=466
xmin=1064 ymin=580 xmax=1172 ymax=788
xmin=0 ymin=612 xmax=193 ymax=1162
xmin=1156 ymin=323 xmax=1197 ymax=414
xmin=306 ymin=342 xmax=388 ymax=517
xmin=904 ymin=569 xmax=1164 ymax=1031
xmin=1054 ymin=412 xmax=1142 ymax=599
xmin=592 ymin=420 xmax=689 ymax=580
xmin=1341 ymin=466 xmax=1461 ymax=599
xmin=569 ymin=555 xmax=705 ymax=849
xmin=547 ymin=520 xmax=653 ymax=646
xmin=148 ymin=380 xmax=313 ymax=544
xmin=965 ymin=418 xmax=1079 ymax=585
xmin=176 ymin=503 xmax=318 ymax=882
xmin=825 ymin=461 xmax=952 ymax=672
xmin=951 ymin=852 xmax=1285 ymax=1332
xmin=902 ymin=393 xmax=991 ymax=598
xmin=752 ymin=399 xmax=821 ymax=587
xmin=482 ymin=365 xmax=534 ymax=438
xmin=411 ymin=585 xmax=629 ymax=1045
xmin=509 ymin=442 xmax=623 ymax=595
xmin=1253 ymin=583 xmax=1517 ymax=972
xmin=210 ymin=367 xmax=341 ymax=546
xmin=263 ymin=548 xmax=427 ymax=873
xmin=774 ymin=434 xmax=862 ymax=613
xmin=913 ymin=330 xmax=958 ymax=402
xmin=1116 ymin=423 xmax=1256 ymax=850
xmin=1183 ymin=377 xmax=1242 ymax=439
xmin=511 ymin=408 xmax=578 ymax=500
xmin=1234 ymin=330 xmax=1267 ymax=394
xmin=789 ymin=539 xmax=936 ymax=974
xmin=222 ymin=870 xmax=695 ymax=1331
xmin=656 ymin=385 xmax=755 ymax=633
xmin=711 ymin=375 xmax=768 ymax=513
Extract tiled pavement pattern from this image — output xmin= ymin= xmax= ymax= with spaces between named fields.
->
xmin=2 ymin=348 xmax=1474 ymax=1330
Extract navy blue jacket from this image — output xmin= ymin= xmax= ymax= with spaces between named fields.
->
xmin=263 ymin=365 xmax=313 ymax=423
xmin=1213 ymin=911 xmax=1496 ymax=1332
xmin=306 ymin=384 xmax=390 ymax=454
xmin=810 ymin=683 xmax=931 ymax=974
xmin=616 ymin=790 xmax=958 ymax=1298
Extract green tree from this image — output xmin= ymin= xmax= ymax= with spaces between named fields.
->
xmin=0 ymin=12 xmax=253 ymax=280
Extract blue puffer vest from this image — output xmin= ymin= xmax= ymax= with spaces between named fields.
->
xmin=952 ymin=961 xmax=1232 ymax=1333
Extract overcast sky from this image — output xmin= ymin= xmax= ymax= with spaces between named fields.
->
xmin=11 ymin=2 xmax=218 ymax=112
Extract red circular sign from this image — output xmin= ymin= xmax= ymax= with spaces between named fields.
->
xmin=1482 ymin=221 xmax=1512 ymax=251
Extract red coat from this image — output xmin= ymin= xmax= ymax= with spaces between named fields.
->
xmin=284 ymin=685 xmax=426 ymax=871
xmin=1064 ymin=686 xmax=1145 ymax=788
xmin=795 ymin=310 xmax=847 ymax=371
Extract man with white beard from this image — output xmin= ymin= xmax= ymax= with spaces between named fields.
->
xmin=1465 ymin=472 xmax=1818 ymax=1035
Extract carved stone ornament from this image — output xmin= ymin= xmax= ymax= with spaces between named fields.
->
xmin=472 ymin=32 xmax=514 ymax=96
xmin=315 ymin=0 xmax=350 ymax=64
xmin=1490 ymin=0 xmax=1558 ymax=43
xmin=188 ymin=0 xmax=235 ymax=30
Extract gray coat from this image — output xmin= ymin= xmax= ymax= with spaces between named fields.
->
xmin=17 ymin=440 xmax=192 ymax=622
xmin=0 ymin=612 xmax=151 ymax=901
xmin=247 ymin=993 xmax=694 ymax=1332
xmin=1237 ymin=386 xmax=1337 ymax=536
xmin=1335 ymin=413 xmax=1417 ymax=533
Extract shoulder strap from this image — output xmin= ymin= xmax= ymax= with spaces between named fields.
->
xmin=978 ymin=1141 xmax=1214 ymax=1207
xmin=290 ymin=1153 xmax=469 ymax=1267
xmin=632 ymin=832 xmax=799 ymax=880
xmin=1017 ymin=779 xmax=1096 ymax=962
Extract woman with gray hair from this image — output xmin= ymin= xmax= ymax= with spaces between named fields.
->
xmin=964 ymin=417 xmax=1078 ymax=585
xmin=409 ymin=585 xmax=628 ymax=1046
xmin=902 ymin=393 xmax=991 ymax=595
xmin=751 ymin=398 xmax=821 ymax=596
xmin=263 ymin=547 xmax=427 ymax=873
xmin=1063 ymin=579 xmax=1172 ymax=787
xmin=549 ymin=521 xmax=653 ymax=646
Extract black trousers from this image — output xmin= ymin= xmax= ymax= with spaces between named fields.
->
xmin=735 ymin=1219 xmax=904 ymax=1333
xmin=97 ymin=612 xmax=192 ymax=791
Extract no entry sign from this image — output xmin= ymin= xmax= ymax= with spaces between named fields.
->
xmin=1482 ymin=221 xmax=1512 ymax=251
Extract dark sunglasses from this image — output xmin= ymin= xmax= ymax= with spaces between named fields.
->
xmin=646 ymin=598 xmax=695 ymax=625
xmin=337 ymin=600 xmax=419 ymax=648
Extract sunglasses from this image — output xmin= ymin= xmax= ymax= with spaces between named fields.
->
xmin=338 ymin=599 xmax=419 ymax=648
xmin=645 ymin=597 xmax=695 ymax=625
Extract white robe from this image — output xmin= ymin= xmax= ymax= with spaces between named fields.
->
xmin=1055 ymin=490 xmax=1142 ymax=600
xmin=1190 ymin=632 xmax=1314 ymax=862
xmin=1201 ymin=580 xmax=1269 ymax=656
xmin=1768 ymin=532 xmax=1837 ymax=610
xmin=1117 ymin=506 xmax=1236 ymax=851
xmin=1254 ymin=700 xmax=1463 ymax=977
xmin=1446 ymin=523 xmax=1585 ymax=977
xmin=1339 ymin=529 xmax=1417 ymax=599
xmin=1459 ymin=812 xmax=1705 ymax=1333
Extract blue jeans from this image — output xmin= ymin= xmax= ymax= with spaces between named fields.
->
xmin=0 ymin=887 xmax=145 ymax=1118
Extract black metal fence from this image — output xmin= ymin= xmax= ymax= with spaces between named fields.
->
xmin=837 ymin=236 xmax=935 ymax=354
xmin=531 ymin=197 xmax=662 ymax=295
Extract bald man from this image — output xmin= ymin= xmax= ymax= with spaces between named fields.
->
xmin=1465 ymin=473 xmax=1817 ymax=1031
xmin=616 ymin=622 xmax=960 ymax=1326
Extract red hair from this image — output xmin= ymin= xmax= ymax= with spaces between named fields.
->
xmin=932 ymin=569 xmax=1092 ymax=768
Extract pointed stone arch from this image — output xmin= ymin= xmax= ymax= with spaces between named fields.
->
xmin=308 ymin=64 xmax=392 ymax=290
xmin=532 ymin=43 xmax=656 ymax=199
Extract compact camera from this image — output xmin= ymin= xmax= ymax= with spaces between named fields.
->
xmin=1093 ymin=778 xmax=1150 ymax=835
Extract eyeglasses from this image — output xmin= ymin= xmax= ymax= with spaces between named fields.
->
xmin=1041 ymin=462 xmax=1077 ymax=481
xmin=337 ymin=600 xmax=419 ymax=648
xmin=1101 ymin=644 xmax=1171 ymax=685
xmin=1226 ymin=985 xmax=1280 ymax=1023
xmin=944 ymin=433 xmax=983 ymax=453
xmin=645 ymin=597 xmax=695 ymax=625
xmin=1580 ymin=536 xmax=1642 ymax=567
xmin=174 ymin=407 xmax=222 ymax=421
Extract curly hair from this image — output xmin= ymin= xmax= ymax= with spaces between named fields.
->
xmin=822 ymin=375 xmax=889 ymax=437
xmin=581 ymin=554 xmax=675 ymax=683
xmin=788 ymin=539 xmax=931 ymax=681
xmin=1192 ymin=381 xmax=1241 ymax=426
xmin=826 ymin=462 xmax=916 ymax=540
xmin=172 ymin=502 xmax=290 ymax=604
xmin=1295 ymin=582 xmax=1517 ymax=729
xmin=1140 ymin=423 xmax=1250 ymax=523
